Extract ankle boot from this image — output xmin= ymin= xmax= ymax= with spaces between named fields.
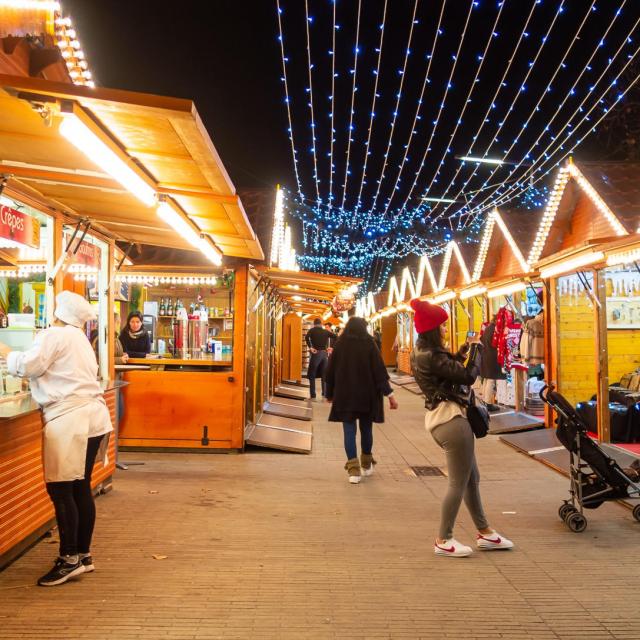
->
xmin=361 ymin=453 xmax=377 ymax=476
xmin=344 ymin=458 xmax=361 ymax=484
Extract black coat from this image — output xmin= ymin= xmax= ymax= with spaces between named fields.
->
xmin=325 ymin=334 xmax=392 ymax=423
xmin=480 ymin=323 xmax=505 ymax=380
xmin=412 ymin=344 xmax=481 ymax=410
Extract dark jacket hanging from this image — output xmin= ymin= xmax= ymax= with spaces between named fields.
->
xmin=480 ymin=322 xmax=505 ymax=380
xmin=325 ymin=334 xmax=392 ymax=423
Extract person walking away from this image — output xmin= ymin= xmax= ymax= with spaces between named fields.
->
xmin=305 ymin=318 xmax=335 ymax=399
xmin=325 ymin=317 xmax=398 ymax=483
xmin=410 ymin=299 xmax=514 ymax=558
xmin=0 ymin=291 xmax=113 ymax=586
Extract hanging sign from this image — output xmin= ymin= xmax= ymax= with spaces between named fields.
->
xmin=65 ymin=233 xmax=102 ymax=269
xmin=0 ymin=205 xmax=41 ymax=249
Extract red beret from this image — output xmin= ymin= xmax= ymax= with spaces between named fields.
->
xmin=410 ymin=298 xmax=449 ymax=333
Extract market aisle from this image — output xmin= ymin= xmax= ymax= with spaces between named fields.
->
xmin=1 ymin=389 xmax=639 ymax=640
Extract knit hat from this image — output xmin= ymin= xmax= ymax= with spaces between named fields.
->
xmin=54 ymin=290 xmax=97 ymax=328
xmin=410 ymin=298 xmax=449 ymax=333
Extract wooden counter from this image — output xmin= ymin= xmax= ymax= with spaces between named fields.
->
xmin=127 ymin=357 xmax=232 ymax=369
xmin=0 ymin=383 xmax=120 ymax=569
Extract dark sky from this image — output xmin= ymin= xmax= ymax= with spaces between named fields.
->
xmin=61 ymin=0 xmax=291 ymax=190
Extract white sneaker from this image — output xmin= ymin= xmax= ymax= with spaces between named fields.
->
xmin=349 ymin=475 xmax=361 ymax=484
xmin=434 ymin=538 xmax=473 ymax=557
xmin=476 ymin=530 xmax=514 ymax=550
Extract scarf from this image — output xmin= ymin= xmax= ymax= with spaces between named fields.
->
xmin=128 ymin=328 xmax=146 ymax=340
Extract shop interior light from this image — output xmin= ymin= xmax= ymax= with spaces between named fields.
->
xmin=459 ymin=156 xmax=504 ymax=165
xmin=59 ymin=113 xmax=156 ymax=207
xmin=291 ymin=295 xmax=303 ymax=301
xmin=197 ymin=235 xmax=223 ymax=266
xmin=459 ymin=285 xmax=487 ymax=300
xmin=606 ymin=248 xmax=640 ymax=267
xmin=487 ymin=281 xmax=527 ymax=299
xmin=539 ymin=251 xmax=605 ymax=279
xmin=157 ymin=201 xmax=200 ymax=246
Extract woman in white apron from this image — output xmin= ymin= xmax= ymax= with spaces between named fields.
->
xmin=0 ymin=291 xmax=113 ymax=586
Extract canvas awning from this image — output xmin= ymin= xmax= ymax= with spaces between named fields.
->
xmin=0 ymin=74 xmax=263 ymax=261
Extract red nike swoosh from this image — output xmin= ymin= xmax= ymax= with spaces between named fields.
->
xmin=437 ymin=545 xmax=456 ymax=553
xmin=480 ymin=536 xmax=501 ymax=544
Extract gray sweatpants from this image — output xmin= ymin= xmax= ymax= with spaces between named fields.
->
xmin=431 ymin=416 xmax=489 ymax=540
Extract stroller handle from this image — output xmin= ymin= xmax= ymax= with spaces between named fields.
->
xmin=539 ymin=382 xmax=556 ymax=403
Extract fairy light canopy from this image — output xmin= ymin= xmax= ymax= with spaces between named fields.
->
xmin=275 ymin=1 xmax=640 ymax=293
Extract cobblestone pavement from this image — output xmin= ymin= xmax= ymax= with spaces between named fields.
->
xmin=1 ymin=388 xmax=639 ymax=639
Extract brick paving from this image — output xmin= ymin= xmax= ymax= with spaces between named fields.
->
xmin=1 ymin=388 xmax=640 ymax=639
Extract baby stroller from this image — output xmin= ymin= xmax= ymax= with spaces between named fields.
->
xmin=539 ymin=384 xmax=640 ymax=532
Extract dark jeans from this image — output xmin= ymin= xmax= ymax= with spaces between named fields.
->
xmin=307 ymin=350 xmax=328 ymax=398
xmin=342 ymin=419 xmax=373 ymax=460
xmin=45 ymin=434 xmax=105 ymax=557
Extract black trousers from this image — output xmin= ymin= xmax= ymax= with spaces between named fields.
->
xmin=307 ymin=350 xmax=328 ymax=398
xmin=45 ymin=434 xmax=105 ymax=557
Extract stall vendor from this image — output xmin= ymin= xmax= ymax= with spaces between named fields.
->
xmin=119 ymin=311 xmax=151 ymax=358
xmin=0 ymin=291 xmax=113 ymax=587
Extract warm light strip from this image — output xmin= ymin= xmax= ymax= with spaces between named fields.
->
xmin=539 ymin=251 xmax=604 ymax=279
xmin=270 ymin=186 xmax=285 ymax=265
xmin=472 ymin=210 xmax=497 ymax=281
xmin=487 ymin=281 xmax=527 ymax=299
xmin=0 ymin=0 xmax=59 ymax=8
xmin=493 ymin=211 xmax=530 ymax=273
xmin=459 ymin=286 xmax=487 ymax=300
xmin=429 ymin=290 xmax=457 ymax=305
xmin=59 ymin=114 xmax=156 ymax=206
xmin=115 ymin=275 xmax=218 ymax=285
xmin=451 ymin=242 xmax=472 ymax=284
xmin=437 ymin=243 xmax=454 ymax=292
xmin=528 ymin=166 xmax=571 ymax=266
xmin=607 ymin=248 xmax=640 ymax=267
xmin=567 ymin=164 xmax=628 ymax=236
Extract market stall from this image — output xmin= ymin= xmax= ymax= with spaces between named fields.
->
xmin=532 ymin=161 xmax=637 ymax=444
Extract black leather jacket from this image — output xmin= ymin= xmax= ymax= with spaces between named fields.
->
xmin=411 ymin=342 xmax=482 ymax=410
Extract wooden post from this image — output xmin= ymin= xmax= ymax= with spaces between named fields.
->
xmin=544 ymin=279 xmax=558 ymax=430
xmin=107 ymin=241 xmax=115 ymax=381
xmin=594 ymin=269 xmax=610 ymax=442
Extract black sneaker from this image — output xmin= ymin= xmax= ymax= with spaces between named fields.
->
xmin=80 ymin=555 xmax=95 ymax=573
xmin=37 ymin=558 xmax=85 ymax=587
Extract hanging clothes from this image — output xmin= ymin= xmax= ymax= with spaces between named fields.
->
xmin=492 ymin=307 xmax=514 ymax=367
xmin=520 ymin=312 xmax=544 ymax=365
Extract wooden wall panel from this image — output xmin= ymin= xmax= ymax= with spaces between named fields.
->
xmin=560 ymin=193 xmax=616 ymax=251
xmin=381 ymin=315 xmax=397 ymax=367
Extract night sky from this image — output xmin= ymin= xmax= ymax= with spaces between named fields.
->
xmin=61 ymin=0 xmax=291 ymax=190
xmin=60 ymin=1 xmax=640 ymax=290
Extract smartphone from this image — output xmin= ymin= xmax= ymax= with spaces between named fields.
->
xmin=466 ymin=331 xmax=477 ymax=338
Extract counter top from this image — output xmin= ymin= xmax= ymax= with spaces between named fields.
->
xmin=0 ymin=379 xmax=125 ymax=420
xmin=127 ymin=357 xmax=232 ymax=367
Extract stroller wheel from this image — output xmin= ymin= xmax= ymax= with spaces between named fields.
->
xmin=633 ymin=505 xmax=640 ymax=523
xmin=566 ymin=512 xmax=588 ymax=533
xmin=559 ymin=503 xmax=577 ymax=521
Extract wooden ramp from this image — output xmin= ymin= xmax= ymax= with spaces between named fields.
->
xmin=282 ymin=378 xmax=310 ymax=388
xmin=245 ymin=413 xmax=313 ymax=453
xmin=274 ymin=385 xmax=309 ymax=400
xmin=391 ymin=375 xmax=415 ymax=386
xmin=263 ymin=400 xmax=312 ymax=421
xmin=488 ymin=410 xmax=545 ymax=435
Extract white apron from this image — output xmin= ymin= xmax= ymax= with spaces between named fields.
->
xmin=42 ymin=397 xmax=112 ymax=483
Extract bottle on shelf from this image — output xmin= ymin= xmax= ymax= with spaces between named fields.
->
xmin=159 ymin=298 xmax=166 ymax=316
xmin=189 ymin=302 xmax=195 ymax=316
xmin=167 ymin=298 xmax=174 ymax=316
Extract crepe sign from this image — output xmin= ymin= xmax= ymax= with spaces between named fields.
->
xmin=0 ymin=205 xmax=41 ymax=248
xmin=64 ymin=234 xmax=102 ymax=268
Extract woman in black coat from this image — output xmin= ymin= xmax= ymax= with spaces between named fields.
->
xmin=119 ymin=311 xmax=151 ymax=358
xmin=325 ymin=317 xmax=398 ymax=484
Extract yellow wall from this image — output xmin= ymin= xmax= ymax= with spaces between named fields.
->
xmin=556 ymin=278 xmax=597 ymax=406
xmin=608 ymin=329 xmax=640 ymax=384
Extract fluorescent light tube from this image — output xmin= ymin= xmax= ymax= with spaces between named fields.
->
xmin=459 ymin=156 xmax=504 ymax=165
xmin=539 ymin=252 xmax=604 ymax=279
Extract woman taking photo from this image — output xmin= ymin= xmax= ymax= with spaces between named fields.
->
xmin=0 ymin=291 xmax=113 ymax=585
xmin=410 ymin=298 xmax=513 ymax=558
xmin=119 ymin=311 xmax=151 ymax=358
xmin=325 ymin=317 xmax=398 ymax=484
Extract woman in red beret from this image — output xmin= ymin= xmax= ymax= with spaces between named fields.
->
xmin=410 ymin=299 xmax=514 ymax=558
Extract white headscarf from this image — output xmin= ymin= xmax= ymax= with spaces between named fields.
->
xmin=54 ymin=291 xmax=97 ymax=328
